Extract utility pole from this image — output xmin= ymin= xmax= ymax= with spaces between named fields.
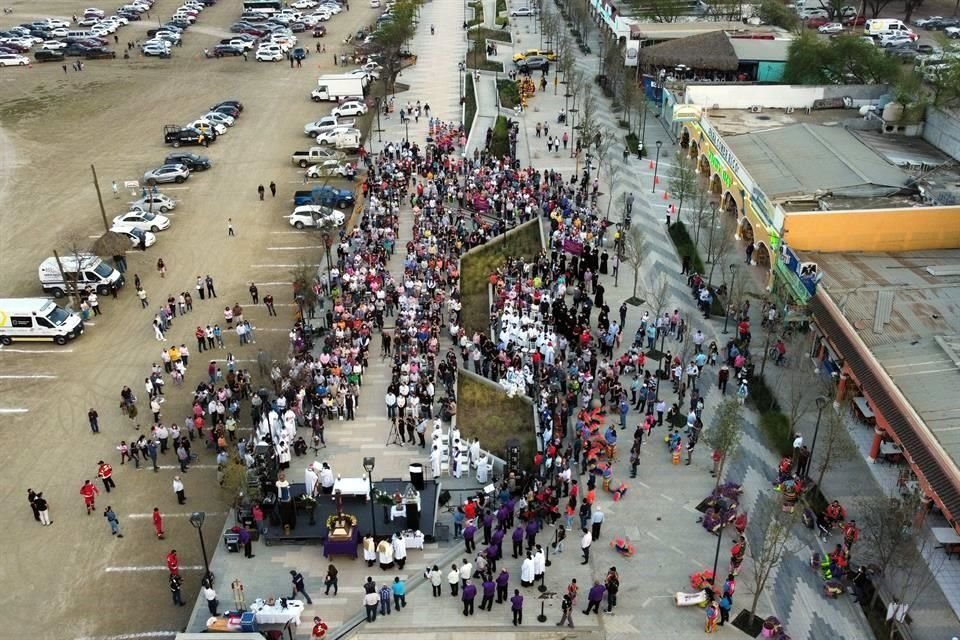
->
xmin=90 ymin=164 xmax=110 ymax=233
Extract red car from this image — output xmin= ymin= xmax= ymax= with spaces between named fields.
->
xmin=807 ymin=16 xmax=831 ymax=28
xmin=843 ymin=15 xmax=866 ymax=26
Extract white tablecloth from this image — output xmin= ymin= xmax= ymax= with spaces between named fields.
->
xmin=390 ymin=504 xmax=407 ymax=521
xmin=252 ymin=599 xmax=305 ymax=625
xmin=333 ymin=477 xmax=370 ymax=497
xmin=403 ymin=530 xmax=425 ymax=549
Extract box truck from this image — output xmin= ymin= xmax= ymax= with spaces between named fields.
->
xmin=38 ymin=254 xmax=125 ymax=298
xmin=0 ymin=298 xmax=84 ymax=345
xmin=312 ymin=74 xmax=365 ymax=102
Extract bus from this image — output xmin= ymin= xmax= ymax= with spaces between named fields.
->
xmin=242 ymin=0 xmax=281 ymax=15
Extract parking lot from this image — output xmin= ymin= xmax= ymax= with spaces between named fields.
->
xmin=0 ymin=0 xmax=377 ymax=636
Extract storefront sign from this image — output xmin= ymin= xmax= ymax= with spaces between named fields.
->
xmin=625 ymin=40 xmax=639 ymax=67
xmin=671 ymin=104 xmax=702 ymax=122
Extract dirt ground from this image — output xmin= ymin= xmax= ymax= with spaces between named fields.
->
xmin=0 ymin=0 xmax=378 ymax=637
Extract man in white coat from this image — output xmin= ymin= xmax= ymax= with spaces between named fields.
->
xmin=305 ymin=463 xmax=320 ymax=497
xmin=392 ymin=533 xmax=407 ymax=570
xmin=430 ymin=445 xmax=442 ymax=477
xmin=533 ymin=545 xmax=545 ymax=583
xmin=319 ymin=462 xmax=335 ymax=494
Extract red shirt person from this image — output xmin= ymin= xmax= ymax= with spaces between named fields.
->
xmin=80 ymin=480 xmax=100 ymax=515
xmin=153 ymin=507 xmax=165 ymax=539
xmin=97 ymin=460 xmax=116 ymax=492
xmin=166 ymin=550 xmax=180 ymax=576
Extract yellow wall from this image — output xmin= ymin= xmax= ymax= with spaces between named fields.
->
xmin=784 ymin=207 xmax=960 ymax=252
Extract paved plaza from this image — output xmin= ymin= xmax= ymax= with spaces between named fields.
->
xmin=186 ymin=1 xmax=958 ymax=639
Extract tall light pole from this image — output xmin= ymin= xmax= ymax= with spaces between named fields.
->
xmin=651 ymin=140 xmax=662 ymax=193
xmin=189 ymin=511 xmax=213 ymax=587
xmin=807 ymin=397 xmax=829 ymax=482
xmin=723 ymin=264 xmax=738 ymax=334
xmin=706 ymin=202 xmax=718 ymax=263
xmin=363 ymin=457 xmax=377 ymax=539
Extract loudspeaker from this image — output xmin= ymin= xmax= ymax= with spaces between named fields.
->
xmin=438 ymin=489 xmax=452 ymax=507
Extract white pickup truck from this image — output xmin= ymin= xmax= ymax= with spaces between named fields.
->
xmin=291 ymin=146 xmax=348 ymax=167
xmin=304 ymin=115 xmax=356 ymax=137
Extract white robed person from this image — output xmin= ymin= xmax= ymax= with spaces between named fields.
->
xmin=430 ymin=445 xmax=442 ymax=477
xmin=304 ymin=463 xmax=320 ymax=498
xmin=533 ymin=545 xmax=546 ymax=582
xmin=363 ymin=534 xmax=376 ymax=567
xmin=377 ymin=537 xmax=395 ymax=570
xmin=318 ymin=462 xmax=335 ymax=494
xmin=520 ymin=552 xmax=535 ymax=587
xmin=392 ymin=533 xmax=407 ymax=569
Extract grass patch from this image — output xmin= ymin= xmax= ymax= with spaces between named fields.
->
xmin=458 ymin=373 xmax=536 ymax=468
xmin=667 ymin=221 xmax=705 ymax=274
xmin=497 ymin=79 xmax=520 ymax=109
xmin=466 ymin=39 xmax=504 ymax=72
xmin=467 ymin=0 xmax=484 ymax=27
xmin=495 ymin=15 xmax=510 ymax=26
xmin=489 ymin=114 xmax=511 ymax=158
xmin=471 ymin=26 xmax=513 ymax=43
xmin=461 ymin=218 xmax=543 ymax=336
xmin=464 ymin=73 xmax=477 ymax=137
xmin=758 ymin=412 xmax=792 ymax=458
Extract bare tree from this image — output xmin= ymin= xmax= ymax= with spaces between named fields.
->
xmin=706 ymin=215 xmax=736 ymax=287
xmin=668 ymin=152 xmax=698 ymax=225
xmin=621 ymin=224 xmax=648 ymax=302
xmin=603 ymin=156 xmax=623 ymax=224
xmin=577 ymin=84 xmax=600 ymax=153
xmin=855 ymin=491 xmax=923 ymax=608
xmin=863 ymin=0 xmax=895 ymax=17
xmin=703 ymin=399 xmax=743 ymax=487
xmin=648 ymin=271 xmax=669 ymax=322
xmin=748 ymin=507 xmax=797 ymax=617
xmin=619 ymin=79 xmax=640 ymax=130
xmin=690 ymin=180 xmax=712 ymax=246
xmin=813 ymin=404 xmax=857 ymax=490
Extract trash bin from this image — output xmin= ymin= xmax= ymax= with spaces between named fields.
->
xmin=223 ymin=532 xmax=240 ymax=553
xmin=409 ymin=463 xmax=424 ymax=490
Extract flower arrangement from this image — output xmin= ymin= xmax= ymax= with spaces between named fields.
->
xmin=326 ymin=513 xmax=358 ymax=530
xmin=295 ymin=494 xmax=318 ymax=509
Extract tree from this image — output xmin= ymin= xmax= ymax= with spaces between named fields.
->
xmin=372 ymin=0 xmax=418 ymax=96
xmin=705 ymin=215 xmax=736 ymax=288
xmin=784 ymin=33 xmax=900 ymax=85
xmin=707 ymin=0 xmax=744 ymax=21
xmin=648 ymin=271 xmax=669 ymax=324
xmin=290 ymin=259 xmax=320 ymax=317
xmin=812 ymin=403 xmax=857 ymax=490
xmin=668 ymin=152 xmax=698 ymax=225
xmin=855 ymin=491 xmax=923 ymax=608
xmin=817 ymin=0 xmax=846 ymax=20
xmin=703 ymin=399 xmax=743 ymax=487
xmin=747 ymin=506 xmax=797 ymax=617
xmin=757 ymin=0 xmax=800 ymax=30
xmin=602 ymin=152 xmax=623 ymax=223
xmin=577 ymin=84 xmax=600 ymax=154
xmin=689 ymin=179 xmax=712 ymax=247
xmin=903 ymin=0 xmax=925 ymax=23
xmin=863 ymin=0 xmax=895 ymax=17
xmin=621 ymin=224 xmax=648 ymax=302
xmin=619 ymin=79 xmax=640 ymax=130
xmin=628 ymin=0 xmax=689 ymax=22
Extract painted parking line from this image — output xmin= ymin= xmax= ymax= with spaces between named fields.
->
xmin=127 ymin=511 xmax=225 ymax=519
xmin=256 ymin=281 xmax=290 ymax=286
xmin=270 ymin=231 xmax=304 ymax=235
xmin=104 ymin=565 xmax=204 ymax=573
xmin=74 ymin=632 xmax=179 ymax=640
xmin=157 ymin=186 xmax=190 ymax=191
xmin=0 ymin=374 xmax=58 ymax=380
xmin=156 ymin=464 xmax=219 ymax=470
xmin=0 ymin=408 xmax=29 ymax=414
xmin=0 ymin=348 xmax=74 ymax=354
xmin=266 ymin=246 xmax=326 ymax=250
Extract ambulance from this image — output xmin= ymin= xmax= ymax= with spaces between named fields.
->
xmin=0 ymin=298 xmax=84 ymax=345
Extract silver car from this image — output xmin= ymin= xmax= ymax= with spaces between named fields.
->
xmin=129 ymin=193 xmax=176 ymax=212
xmin=143 ymin=164 xmax=190 ymax=185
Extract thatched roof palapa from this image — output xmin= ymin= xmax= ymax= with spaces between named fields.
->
xmin=92 ymin=231 xmax=132 ymax=257
xmin=637 ymin=31 xmax=738 ymax=71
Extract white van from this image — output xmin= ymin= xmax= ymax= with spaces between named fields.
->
xmin=0 ymin=298 xmax=84 ymax=345
xmin=38 ymin=254 xmax=124 ymax=298
xmin=865 ymin=19 xmax=916 ymax=38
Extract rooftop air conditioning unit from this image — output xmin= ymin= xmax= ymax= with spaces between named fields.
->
xmin=750 ymin=105 xmax=762 ymax=113
xmin=786 ymin=107 xmax=795 ymax=114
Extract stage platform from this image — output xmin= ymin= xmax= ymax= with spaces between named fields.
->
xmin=262 ymin=478 xmax=441 ymax=546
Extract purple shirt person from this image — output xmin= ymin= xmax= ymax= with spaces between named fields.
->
xmin=585 ymin=582 xmax=606 ymax=614
xmin=480 ymin=578 xmax=496 ymax=610
xmin=492 ymin=526 xmax=505 ymax=547
xmin=496 ymin=568 xmax=510 ymax=603
xmin=525 ymin=519 xmax=539 ymax=548
xmin=512 ymin=525 xmax=525 ymax=558
xmin=461 ymin=582 xmax=477 ymax=616
xmin=510 ymin=590 xmax=524 ymax=625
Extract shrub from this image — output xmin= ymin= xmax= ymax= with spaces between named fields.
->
xmin=667 ymin=221 xmax=705 ymax=274
xmin=489 ymin=115 xmax=511 ymax=158
xmin=497 ymin=79 xmax=520 ymax=109
xmin=758 ymin=412 xmax=793 ymax=458
xmin=464 ymin=74 xmax=477 ymax=136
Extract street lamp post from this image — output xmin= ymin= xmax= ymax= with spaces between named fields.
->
xmin=651 ymin=140 xmax=662 ymax=193
xmin=189 ymin=511 xmax=213 ymax=587
xmin=807 ymin=397 xmax=829 ymax=482
xmin=706 ymin=202 xmax=718 ymax=264
xmin=710 ymin=525 xmax=723 ymax=587
xmin=363 ymin=457 xmax=377 ymax=539
xmin=568 ymin=108 xmax=579 ymax=159
xmin=458 ymin=61 xmax=465 ymax=103
xmin=722 ymin=264 xmax=738 ymax=334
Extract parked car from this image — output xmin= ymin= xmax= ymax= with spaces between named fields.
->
xmin=41 ymin=40 xmax=67 ymax=50
xmin=187 ymin=119 xmax=226 ymax=137
xmin=113 ymin=210 xmax=171 ymax=232
xmin=35 ymin=49 xmax=65 ymax=62
xmin=164 ymin=151 xmax=211 ymax=170
xmin=806 ymin=16 xmax=831 ymax=28
xmin=210 ymin=44 xmax=244 ymax=56
xmin=143 ymin=164 xmax=191 ymax=185
xmin=818 ymin=22 xmax=844 ymax=34
xmin=332 ymin=100 xmax=369 ymax=117
xmin=947 ymin=26 xmax=960 ymax=38
xmin=287 ymin=205 xmax=346 ymax=229
xmin=886 ymin=46 xmax=918 ymax=59
xmin=220 ymin=37 xmax=255 ymax=50
xmin=510 ymin=6 xmax=534 ymax=16
xmin=142 ymin=43 xmax=171 ymax=56
xmin=305 ymin=159 xmax=354 ymax=178
xmin=312 ymin=25 xmax=327 ymax=37
xmin=130 ymin=193 xmax=176 ymax=213
xmin=0 ymin=53 xmax=28 ymax=66
xmin=516 ymin=54 xmax=549 ymax=72
xmin=111 ymin=224 xmax=157 ymax=248
xmin=842 ymin=15 xmax=866 ymax=26
xmin=256 ymin=47 xmax=283 ymax=61
xmin=879 ymin=33 xmax=914 ymax=47
xmin=84 ymin=47 xmax=116 ymax=58
xmin=202 ymin=111 xmax=235 ymax=127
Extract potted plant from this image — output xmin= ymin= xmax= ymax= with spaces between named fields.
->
xmin=374 ymin=490 xmax=394 ymax=523
xmin=295 ymin=494 xmax=318 ymax=525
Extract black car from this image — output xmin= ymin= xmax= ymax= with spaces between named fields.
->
xmin=85 ymin=47 xmax=117 ymax=59
xmin=118 ymin=10 xmax=142 ymax=20
xmin=517 ymin=54 xmax=549 ymax=72
xmin=290 ymin=21 xmax=306 ymax=32
xmin=212 ymin=44 xmax=244 ymax=56
xmin=164 ymin=152 xmax=211 ymax=170
xmin=35 ymin=49 xmax=65 ymax=62
xmin=163 ymin=125 xmax=209 ymax=147
xmin=64 ymin=43 xmax=93 ymax=56
xmin=211 ymin=99 xmax=244 ymax=113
